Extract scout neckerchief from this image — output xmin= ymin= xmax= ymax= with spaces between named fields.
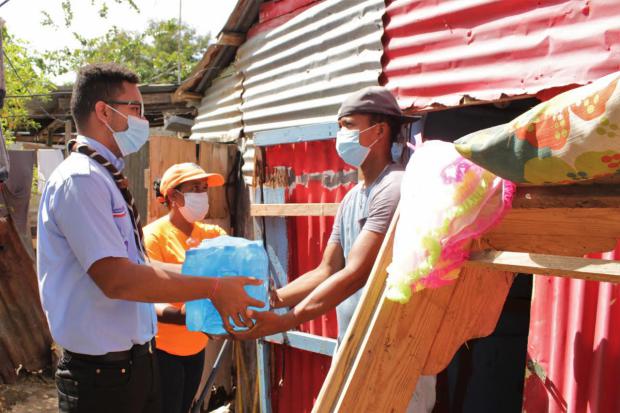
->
xmin=68 ymin=139 xmax=146 ymax=260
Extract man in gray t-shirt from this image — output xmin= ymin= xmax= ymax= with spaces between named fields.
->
xmin=328 ymin=162 xmax=403 ymax=342
xmin=233 ymin=86 xmax=414 ymax=343
xmin=233 ymin=86 xmax=435 ymax=411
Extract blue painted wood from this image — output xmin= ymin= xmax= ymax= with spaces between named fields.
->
xmin=262 ymin=331 xmax=337 ymax=357
xmin=254 ymin=122 xmax=339 ymax=146
xmin=257 ymin=340 xmax=273 ymax=413
xmin=254 ymin=187 xmax=289 ymax=413
xmin=261 ymin=188 xmax=289 ymax=291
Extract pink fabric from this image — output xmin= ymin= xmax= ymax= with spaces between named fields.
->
xmin=387 ymin=140 xmax=515 ymax=302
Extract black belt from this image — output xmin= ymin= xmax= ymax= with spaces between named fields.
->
xmin=64 ymin=338 xmax=155 ymax=363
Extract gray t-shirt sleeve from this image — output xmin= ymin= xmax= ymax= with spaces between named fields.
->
xmin=363 ymin=170 xmax=403 ymax=234
xmin=328 ymin=198 xmax=345 ymax=245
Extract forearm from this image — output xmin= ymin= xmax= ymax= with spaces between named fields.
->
xmin=288 ymin=268 xmax=366 ymax=327
xmin=150 ymin=259 xmax=182 ymax=273
xmin=275 ymin=266 xmax=332 ymax=309
xmin=89 ymin=258 xmax=217 ymax=302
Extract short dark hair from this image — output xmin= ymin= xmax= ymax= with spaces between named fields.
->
xmin=70 ymin=63 xmax=140 ymax=129
xmin=369 ymin=113 xmax=402 ymax=143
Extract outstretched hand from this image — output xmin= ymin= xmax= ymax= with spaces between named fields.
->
xmin=230 ymin=309 xmax=295 ymax=340
xmin=210 ymin=277 xmax=264 ymax=331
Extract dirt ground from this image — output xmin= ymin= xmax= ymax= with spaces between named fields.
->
xmin=0 ymin=371 xmax=234 ymax=413
xmin=0 ymin=373 xmax=57 ymax=413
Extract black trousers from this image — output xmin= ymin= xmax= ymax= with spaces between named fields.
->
xmin=55 ymin=347 xmax=162 ymax=413
xmin=157 ymin=348 xmax=205 ymax=413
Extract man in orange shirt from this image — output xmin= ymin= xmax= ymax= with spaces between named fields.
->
xmin=144 ymin=163 xmax=226 ymax=413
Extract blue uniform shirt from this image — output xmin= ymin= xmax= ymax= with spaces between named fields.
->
xmin=37 ymin=135 xmax=156 ymax=355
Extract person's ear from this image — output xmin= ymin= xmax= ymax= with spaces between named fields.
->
xmin=94 ymin=101 xmax=112 ymax=126
xmin=377 ymin=122 xmax=389 ymax=140
xmin=168 ymin=189 xmax=184 ymax=207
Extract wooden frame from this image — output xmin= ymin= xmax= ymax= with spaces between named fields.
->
xmin=309 ymin=181 xmax=620 ymax=412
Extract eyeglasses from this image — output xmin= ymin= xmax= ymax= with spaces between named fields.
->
xmin=106 ymin=100 xmax=145 ymax=118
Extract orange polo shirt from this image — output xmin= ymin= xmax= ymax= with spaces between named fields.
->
xmin=143 ymin=216 xmax=226 ymax=356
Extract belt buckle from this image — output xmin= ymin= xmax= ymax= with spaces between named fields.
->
xmin=148 ymin=340 xmax=153 ymax=354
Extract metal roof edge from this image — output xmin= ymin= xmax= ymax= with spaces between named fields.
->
xmin=173 ymin=0 xmax=262 ymax=103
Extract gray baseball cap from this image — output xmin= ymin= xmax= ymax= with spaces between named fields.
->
xmin=337 ymin=86 xmax=420 ymax=123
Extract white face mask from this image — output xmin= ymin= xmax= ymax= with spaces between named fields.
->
xmin=336 ymin=124 xmax=383 ymax=167
xmin=178 ymin=192 xmax=210 ymax=223
xmin=104 ymin=104 xmax=150 ymax=157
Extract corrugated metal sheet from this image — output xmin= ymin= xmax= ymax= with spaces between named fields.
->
xmin=237 ymin=0 xmax=385 ymax=134
xmin=524 ymin=243 xmax=620 ymax=413
xmin=383 ymin=0 xmax=620 ymax=110
xmin=190 ymin=65 xmax=244 ymax=142
xmin=241 ymin=137 xmax=255 ymax=185
xmin=264 ymin=140 xmax=356 ymax=413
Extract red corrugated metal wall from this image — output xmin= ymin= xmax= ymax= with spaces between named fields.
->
xmin=383 ymin=2 xmax=620 ymax=411
xmin=382 ymin=0 xmax=620 ymax=110
xmin=524 ymin=243 xmax=620 ymax=413
xmin=265 ymin=140 xmax=356 ymax=413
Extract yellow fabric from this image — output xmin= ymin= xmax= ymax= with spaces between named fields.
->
xmin=143 ymin=216 xmax=226 ymax=356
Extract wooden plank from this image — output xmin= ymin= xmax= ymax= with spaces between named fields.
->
xmin=250 ymin=203 xmax=340 ymax=217
xmin=217 ymin=31 xmax=246 ymax=47
xmin=466 ymin=250 xmax=620 ymax=283
xmin=331 ymin=269 xmax=513 ymax=412
xmin=124 ymin=142 xmax=149 ymax=224
xmin=481 ymin=208 xmax=620 ymax=256
xmin=147 ymin=136 xmax=197 ymax=223
xmin=256 ymin=340 xmax=273 ymax=413
xmin=251 ymin=203 xmax=620 ymax=254
xmin=198 ymin=141 xmax=237 ymax=219
xmin=262 ymin=331 xmax=337 ymax=357
xmin=313 ymin=208 xmax=399 ymax=412
xmin=64 ymin=120 xmax=72 ymax=145
xmin=422 ymin=268 xmax=514 ymax=376
xmin=512 ymin=183 xmax=620 ymax=209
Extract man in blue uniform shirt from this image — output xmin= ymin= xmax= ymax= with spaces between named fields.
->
xmin=37 ymin=63 xmax=263 ymax=413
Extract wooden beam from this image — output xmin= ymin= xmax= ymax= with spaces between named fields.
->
xmin=176 ymin=91 xmax=203 ymax=102
xmin=217 ymin=31 xmax=245 ymax=47
xmin=262 ymin=331 xmax=337 ymax=357
xmin=481 ymin=207 xmax=620 ymax=256
xmin=250 ymin=203 xmax=340 ymax=217
xmin=512 ymin=182 xmax=620 ymax=209
xmin=64 ymin=120 xmax=72 ymax=145
xmin=466 ymin=250 xmax=620 ymax=283
xmin=313 ymin=208 xmax=400 ymax=412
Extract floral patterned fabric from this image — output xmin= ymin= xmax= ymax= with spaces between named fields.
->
xmin=455 ymin=71 xmax=620 ymax=184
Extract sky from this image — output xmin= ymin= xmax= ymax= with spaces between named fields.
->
xmin=0 ymin=0 xmax=236 ymax=81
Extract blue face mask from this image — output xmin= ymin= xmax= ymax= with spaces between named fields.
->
xmin=105 ymin=105 xmax=150 ymax=157
xmin=336 ymin=125 xmax=381 ymax=167
xmin=391 ymin=142 xmax=404 ymax=162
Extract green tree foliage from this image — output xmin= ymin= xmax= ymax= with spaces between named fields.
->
xmin=45 ymin=19 xmax=210 ymax=84
xmin=41 ymin=0 xmax=140 ymax=28
xmin=2 ymin=29 xmax=55 ymax=142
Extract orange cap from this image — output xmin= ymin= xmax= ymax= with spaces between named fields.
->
xmin=159 ymin=163 xmax=224 ymax=198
